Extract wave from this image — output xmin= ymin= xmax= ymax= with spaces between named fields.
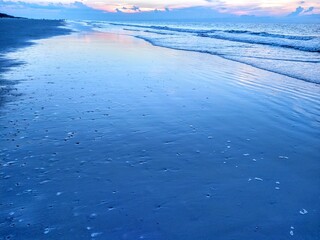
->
xmin=221 ymin=30 xmax=314 ymax=40
xmin=110 ymin=23 xmax=204 ymax=33
xmin=110 ymin=23 xmax=317 ymax=40
xmin=123 ymin=28 xmax=141 ymax=32
xmin=122 ymin=27 xmax=175 ymax=35
xmin=108 ymin=22 xmax=320 ymax=83
xmin=144 ymin=30 xmax=175 ymax=35
xmin=198 ymin=33 xmax=320 ymax=52
xmin=110 ymin=23 xmax=320 ymax=52
xmin=134 ymin=35 xmax=320 ymax=84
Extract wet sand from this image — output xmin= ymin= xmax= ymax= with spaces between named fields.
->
xmin=0 ymin=18 xmax=71 ymax=107
xmin=0 ymin=30 xmax=319 ymax=239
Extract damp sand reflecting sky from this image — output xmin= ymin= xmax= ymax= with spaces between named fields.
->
xmin=0 ymin=32 xmax=320 ymax=240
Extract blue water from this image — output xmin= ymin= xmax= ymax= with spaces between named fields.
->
xmin=86 ymin=21 xmax=320 ymax=84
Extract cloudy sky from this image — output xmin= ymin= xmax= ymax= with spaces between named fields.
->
xmin=1 ymin=0 xmax=319 ymax=20
xmin=87 ymin=0 xmax=320 ymax=15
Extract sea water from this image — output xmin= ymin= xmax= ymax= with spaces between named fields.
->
xmin=84 ymin=21 xmax=320 ymax=84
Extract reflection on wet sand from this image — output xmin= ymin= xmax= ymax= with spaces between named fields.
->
xmin=0 ymin=31 xmax=319 ymax=240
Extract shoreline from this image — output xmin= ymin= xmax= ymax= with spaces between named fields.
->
xmin=0 ymin=18 xmax=71 ymax=105
xmin=103 ymin=21 xmax=320 ymax=84
xmin=134 ymin=34 xmax=320 ymax=85
xmin=0 ymin=22 xmax=319 ymax=239
xmin=0 ymin=18 xmax=71 ymax=54
xmin=0 ymin=18 xmax=71 ymax=75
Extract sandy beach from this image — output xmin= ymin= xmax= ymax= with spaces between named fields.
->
xmin=0 ymin=20 xmax=319 ymax=240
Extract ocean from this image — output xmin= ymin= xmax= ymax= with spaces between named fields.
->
xmin=80 ymin=21 xmax=320 ymax=84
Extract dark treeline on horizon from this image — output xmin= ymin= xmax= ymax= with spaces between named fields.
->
xmin=0 ymin=13 xmax=16 ymax=18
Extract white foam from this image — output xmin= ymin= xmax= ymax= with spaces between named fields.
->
xmin=299 ymin=208 xmax=308 ymax=215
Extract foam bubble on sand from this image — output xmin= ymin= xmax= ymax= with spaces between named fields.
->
xmin=2 ymin=161 xmax=17 ymax=167
xmin=290 ymin=226 xmax=294 ymax=236
xmin=44 ymin=227 xmax=55 ymax=234
xmin=40 ymin=180 xmax=51 ymax=184
xmin=254 ymin=177 xmax=263 ymax=181
xmin=299 ymin=209 xmax=308 ymax=215
xmin=91 ymin=232 xmax=102 ymax=237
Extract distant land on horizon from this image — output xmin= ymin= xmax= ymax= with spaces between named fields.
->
xmin=0 ymin=13 xmax=17 ymax=18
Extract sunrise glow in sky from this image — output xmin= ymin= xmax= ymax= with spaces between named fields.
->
xmin=88 ymin=0 xmax=319 ymax=15
xmin=5 ymin=0 xmax=320 ymax=16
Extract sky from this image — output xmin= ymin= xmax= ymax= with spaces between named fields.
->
xmin=85 ymin=0 xmax=320 ymax=15
xmin=1 ymin=0 xmax=320 ymax=21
